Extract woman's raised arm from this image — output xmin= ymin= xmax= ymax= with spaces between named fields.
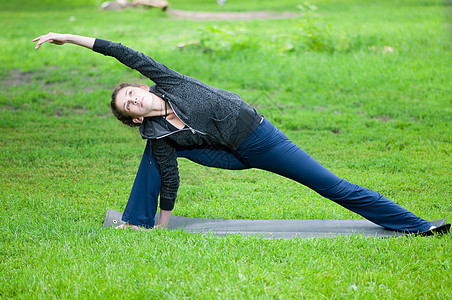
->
xmin=33 ymin=32 xmax=184 ymax=88
xmin=33 ymin=32 xmax=95 ymax=50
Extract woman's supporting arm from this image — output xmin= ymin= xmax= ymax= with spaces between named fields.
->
xmin=33 ymin=32 xmax=95 ymax=50
xmin=151 ymin=139 xmax=180 ymax=212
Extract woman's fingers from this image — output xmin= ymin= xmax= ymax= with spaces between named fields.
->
xmin=33 ymin=34 xmax=50 ymax=50
xmin=32 ymin=34 xmax=48 ymax=42
xmin=33 ymin=33 xmax=65 ymax=50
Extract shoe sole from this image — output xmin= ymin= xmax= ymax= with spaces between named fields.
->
xmin=416 ymin=223 xmax=451 ymax=237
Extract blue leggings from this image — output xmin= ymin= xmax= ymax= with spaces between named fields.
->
xmin=122 ymin=118 xmax=432 ymax=232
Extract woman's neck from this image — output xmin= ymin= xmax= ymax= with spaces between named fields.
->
xmin=146 ymin=93 xmax=185 ymax=129
xmin=143 ymin=93 xmax=173 ymax=117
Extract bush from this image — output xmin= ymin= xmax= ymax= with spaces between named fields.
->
xmin=185 ymin=3 xmax=388 ymax=56
xmin=198 ymin=25 xmax=259 ymax=55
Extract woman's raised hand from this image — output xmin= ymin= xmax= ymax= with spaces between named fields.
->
xmin=33 ymin=33 xmax=95 ymax=50
xmin=33 ymin=32 xmax=69 ymax=50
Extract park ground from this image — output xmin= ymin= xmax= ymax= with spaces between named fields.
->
xmin=1 ymin=0 xmax=451 ymax=298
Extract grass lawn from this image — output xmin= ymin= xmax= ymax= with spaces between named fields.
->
xmin=1 ymin=0 xmax=451 ymax=298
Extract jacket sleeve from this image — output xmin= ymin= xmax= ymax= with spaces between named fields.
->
xmin=150 ymin=138 xmax=180 ymax=211
xmin=93 ymin=38 xmax=184 ymax=89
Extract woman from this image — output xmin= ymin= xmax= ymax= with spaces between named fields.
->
xmin=33 ymin=32 xmax=449 ymax=235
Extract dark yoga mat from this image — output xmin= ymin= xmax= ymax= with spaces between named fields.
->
xmin=104 ymin=210 xmax=447 ymax=238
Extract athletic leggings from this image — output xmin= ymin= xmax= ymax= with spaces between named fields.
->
xmin=122 ymin=118 xmax=432 ymax=232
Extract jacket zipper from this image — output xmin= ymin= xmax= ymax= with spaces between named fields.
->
xmin=161 ymin=94 xmax=207 ymax=136
xmin=154 ymin=128 xmax=191 ymax=140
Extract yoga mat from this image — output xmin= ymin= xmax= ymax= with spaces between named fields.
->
xmin=103 ymin=210 xmax=445 ymax=238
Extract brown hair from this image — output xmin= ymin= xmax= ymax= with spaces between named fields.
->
xmin=110 ymin=83 xmax=141 ymax=127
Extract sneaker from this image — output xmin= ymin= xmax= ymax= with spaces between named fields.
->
xmin=415 ymin=223 xmax=451 ymax=237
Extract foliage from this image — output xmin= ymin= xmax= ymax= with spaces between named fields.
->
xmin=193 ymin=3 xmax=389 ymax=55
xmin=198 ymin=25 xmax=259 ymax=54
xmin=292 ymin=3 xmax=334 ymax=52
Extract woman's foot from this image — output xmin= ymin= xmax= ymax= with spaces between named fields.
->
xmin=417 ymin=224 xmax=451 ymax=236
xmin=115 ymin=222 xmax=148 ymax=231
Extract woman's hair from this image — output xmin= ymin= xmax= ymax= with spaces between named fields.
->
xmin=110 ymin=83 xmax=141 ymax=127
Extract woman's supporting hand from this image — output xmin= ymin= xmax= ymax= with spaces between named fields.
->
xmin=33 ymin=32 xmax=95 ymax=50
xmin=155 ymin=209 xmax=172 ymax=229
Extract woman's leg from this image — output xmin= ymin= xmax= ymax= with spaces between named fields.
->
xmin=177 ymin=145 xmax=248 ymax=170
xmin=236 ymin=118 xmax=432 ymax=232
xmin=122 ymin=139 xmax=161 ymax=228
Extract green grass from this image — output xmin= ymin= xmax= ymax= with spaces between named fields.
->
xmin=1 ymin=0 xmax=451 ymax=298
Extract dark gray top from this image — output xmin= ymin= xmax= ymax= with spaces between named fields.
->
xmin=93 ymin=39 xmax=261 ymax=210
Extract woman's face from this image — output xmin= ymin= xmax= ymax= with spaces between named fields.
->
xmin=115 ymin=85 xmax=153 ymax=121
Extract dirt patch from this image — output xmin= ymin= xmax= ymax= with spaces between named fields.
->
xmin=372 ymin=115 xmax=392 ymax=123
xmin=167 ymin=9 xmax=301 ymax=21
xmin=0 ymin=105 xmax=21 ymax=111
xmin=1 ymin=68 xmax=98 ymax=94
xmin=1 ymin=69 xmax=33 ymax=87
